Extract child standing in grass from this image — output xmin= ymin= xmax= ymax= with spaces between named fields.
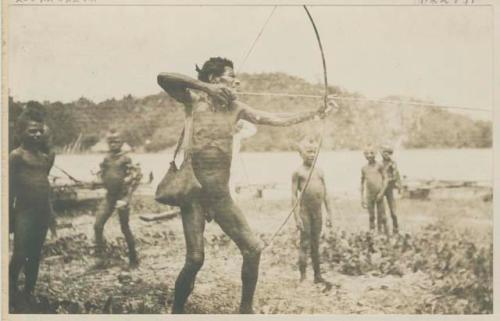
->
xmin=361 ymin=147 xmax=388 ymax=234
xmin=292 ymin=138 xmax=333 ymax=283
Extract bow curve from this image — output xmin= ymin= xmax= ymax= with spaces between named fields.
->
xmin=299 ymin=5 xmax=329 ymax=201
xmin=264 ymin=5 xmax=330 ymax=249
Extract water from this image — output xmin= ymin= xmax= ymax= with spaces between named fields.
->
xmin=52 ymin=149 xmax=492 ymax=198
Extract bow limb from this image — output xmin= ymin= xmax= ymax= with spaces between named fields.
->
xmin=304 ymin=5 xmax=329 ymax=109
xmin=297 ymin=5 xmax=328 ymax=197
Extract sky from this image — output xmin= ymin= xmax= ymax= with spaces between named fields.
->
xmin=8 ymin=5 xmax=493 ymax=118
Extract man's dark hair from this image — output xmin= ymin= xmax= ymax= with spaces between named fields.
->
xmin=196 ymin=57 xmax=234 ymax=83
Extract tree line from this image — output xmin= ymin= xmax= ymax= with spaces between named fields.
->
xmin=9 ymin=73 xmax=492 ymax=153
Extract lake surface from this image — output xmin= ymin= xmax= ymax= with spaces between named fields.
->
xmin=52 ymin=149 xmax=492 ymax=199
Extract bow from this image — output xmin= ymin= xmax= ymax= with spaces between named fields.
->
xmin=263 ymin=5 xmax=331 ymax=249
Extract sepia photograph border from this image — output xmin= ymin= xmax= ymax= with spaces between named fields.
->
xmin=1 ymin=0 xmax=499 ymax=320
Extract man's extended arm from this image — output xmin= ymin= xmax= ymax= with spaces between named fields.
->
xmin=237 ymin=101 xmax=320 ymax=127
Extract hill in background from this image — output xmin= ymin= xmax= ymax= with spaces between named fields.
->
xmin=9 ymin=72 xmax=491 ymax=153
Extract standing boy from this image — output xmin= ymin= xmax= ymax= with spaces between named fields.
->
xmin=292 ymin=138 xmax=333 ymax=283
xmin=93 ymin=130 xmax=142 ymax=268
xmin=9 ymin=108 xmax=56 ymax=306
xmin=360 ymin=148 xmax=388 ymax=234
xmin=379 ymin=145 xmax=402 ymax=234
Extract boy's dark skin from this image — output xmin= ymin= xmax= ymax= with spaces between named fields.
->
xmin=361 ymin=149 xmax=388 ymax=234
xmin=157 ymin=57 xmax=334 ymax=314
xmin=292 ymin=141 xmax=333 ymax=283
xmin=93 ymin=132 xmax=142 ymax=268
xmin=378 ymin=146 xmax=402 ymax=234
xmin=9 ymin=120 xmax=55 ymax=303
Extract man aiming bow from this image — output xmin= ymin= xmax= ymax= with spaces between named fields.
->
xmin=157 ymin=57 xmax=334 ymax=314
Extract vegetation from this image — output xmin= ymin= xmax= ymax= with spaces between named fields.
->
xmin=321 ymin=225 xmax=493 ymax=314
xmin=9 ymin=73 xmax=492 ymax=152
xmin=11 ymin=196 xmax=492 ymax=314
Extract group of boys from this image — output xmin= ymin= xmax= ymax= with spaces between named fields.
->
xmin=360 ymin=145 xmax=401 ymax=235
xmin=291 ymin=140 xmax=402 ymax=286
xmin=9 ymin=108 xmax=142 ymax=309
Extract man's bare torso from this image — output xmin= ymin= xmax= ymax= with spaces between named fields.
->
xmin=189 ymin=91 xmax=242 ymax=155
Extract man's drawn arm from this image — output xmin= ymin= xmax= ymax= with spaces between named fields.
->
xmin=157 ymin=72 xmax=234 ymax=105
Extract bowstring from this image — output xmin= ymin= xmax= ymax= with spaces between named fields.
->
xmin=237 ymin=6 xmax=278 ymax=73
xmin=237 ymin=91 xmax=491 ymax=113
xmin=234 ymin=6 xmax=278 ymax=201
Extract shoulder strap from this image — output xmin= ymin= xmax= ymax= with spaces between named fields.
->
xmin=173 ymin=104 xmax=195 ymax=162
xmin=183 ymin=106 xmax=195 ymax=159
xmin=172 ymin=127 xmax=185 ymax=162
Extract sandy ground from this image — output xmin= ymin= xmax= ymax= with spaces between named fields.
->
xmin=9 ymin=195 xmax=493 ymax=314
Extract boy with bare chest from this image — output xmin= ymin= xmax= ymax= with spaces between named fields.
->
xmin=9 ymin=109 xmax=55 ymax=306
xmin=93 ymin=130 xmax=142 ymax=268
xmin=380 ymin=145 xmax=402 ymax=234
xmin=292 ymin=139 xmax=333 ymax=283
xmin=360 ymin=148 xmax=388 ymax=234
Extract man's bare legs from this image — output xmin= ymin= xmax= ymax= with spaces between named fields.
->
xmin=172 ymin=201 xmax=206 ymax=314
xmin=178 ymin=147 xmax=261 ymax=314
xmin=213 ymin=196 xmax=262 ymax=314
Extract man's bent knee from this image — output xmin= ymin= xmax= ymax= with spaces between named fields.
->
xmin=241 ymin=242 xmax=262 ymax=260
xmin=185 ymin=251 xmax=204 ymax=271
